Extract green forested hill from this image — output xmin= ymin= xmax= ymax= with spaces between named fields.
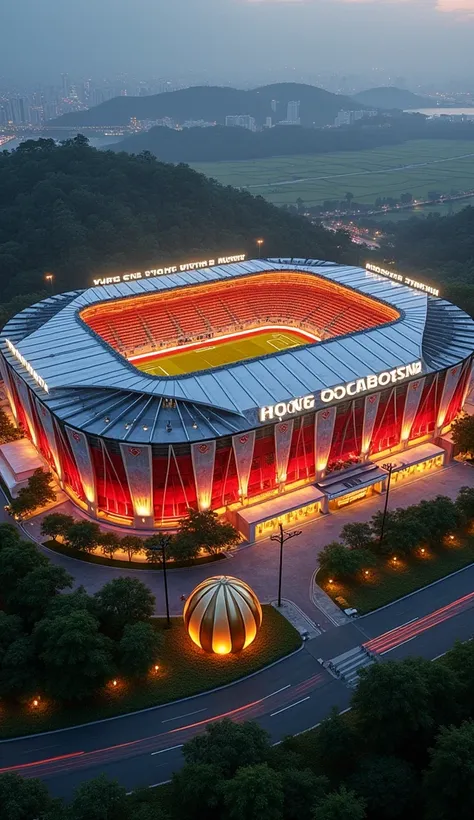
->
xmin=0 ymin=136 xmax=353 ymax=303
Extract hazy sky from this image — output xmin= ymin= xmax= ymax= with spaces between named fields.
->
xmin=2 ymin=0 xmax=474 ymax=86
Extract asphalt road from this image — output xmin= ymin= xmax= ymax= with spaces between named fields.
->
xmin=2 ymin=572 xmax=474 ymax=799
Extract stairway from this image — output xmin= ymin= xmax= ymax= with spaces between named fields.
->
xmin=327 ymin=646 xmax=377 ymax=687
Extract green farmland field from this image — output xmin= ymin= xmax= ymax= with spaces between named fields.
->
xmin=191 ymin=140 xmax=474 ymax=207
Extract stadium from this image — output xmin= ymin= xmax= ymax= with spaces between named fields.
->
xmin=1 ymin=257 xmax=474 ymax=541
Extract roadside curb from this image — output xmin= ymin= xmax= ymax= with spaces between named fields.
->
xmin=0 ymin=644 xmax=304 ymax=744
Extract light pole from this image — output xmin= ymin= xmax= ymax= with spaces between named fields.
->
xmin=379 ymin=462 xmax=396 ymax=550
xmin=271 ymin=523 xmax=302 ymax=607
xmin=148 ymin=535 xmax=171 ymax=626
xmin=45 ymin=273 xmax=54 ymax=295
xmin=256 ymin=238 xmax=264 ymax=259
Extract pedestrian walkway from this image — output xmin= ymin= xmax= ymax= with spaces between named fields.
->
xmin=327 ymin=645 xmax=377 ymax=688
xmin=311 ymin=573 xmax=351 ymax=626
xmin=271 ymin=598 xmax=322 ymax=638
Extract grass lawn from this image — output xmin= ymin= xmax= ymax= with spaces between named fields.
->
xmin=321 ymin=536 xmax=474 ymax=614
xmin=0 ymin=605 xmax=301 ymax=739
xmin=191 ymin=140 xmax=474 ymax=207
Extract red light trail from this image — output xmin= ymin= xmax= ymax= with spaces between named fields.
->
xmin=0 ymin=673 xmax=325 ymax=779
xmin=363 ymin=591 xmax=474 ymax=655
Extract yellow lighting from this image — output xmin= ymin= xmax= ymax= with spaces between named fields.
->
xmin=135 ymin=501 xmax=151 ymax=517
xmin=154 ymin=664 xmax=160 ymax=672
xmin=215 ymin=644 xmax=231 ymax=655
xmin=421 ymin=548 xmax=425 ymax=554
xmin=364 ymin=570 xmax=369 ymax=576
xmin=112 ymin=679 xmax=117 ymax=687
xmin=328 ymin=578 xmax=334 ymax=584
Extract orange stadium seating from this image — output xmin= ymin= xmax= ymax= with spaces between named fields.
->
xmin=81 ymin=272 xmax=399 ymax=357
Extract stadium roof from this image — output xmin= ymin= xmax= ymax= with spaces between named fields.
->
xmin=2 ymin=258 xmax=474 ymax=445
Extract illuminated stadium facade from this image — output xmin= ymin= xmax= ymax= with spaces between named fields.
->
xmin=1 ymin=258 xmax=474 ymax=538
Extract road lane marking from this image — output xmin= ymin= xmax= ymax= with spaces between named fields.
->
xmin=151 ymin=744 xmax=183 ymax=756
xmin=270 ymin=696 xmax=310 ymax=717
xmin=261 ymin=684 xmax=291 ymax=700
xmin=161 ymin=709 xmax=207 ymax=724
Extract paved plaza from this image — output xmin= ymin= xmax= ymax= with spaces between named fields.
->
xmin=18 ymin=461 xmax=474 ymax=629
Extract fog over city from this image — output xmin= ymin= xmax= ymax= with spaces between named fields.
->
xmin=2 ymin=0 xmax=474 ymax=85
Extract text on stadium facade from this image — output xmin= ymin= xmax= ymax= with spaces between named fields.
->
xmin=5 ymin=339 xmax=49 ymax=393
xmin=258 ymin=361 xmax=422 ymax=422
xmin=92 ymin=254 xmax=246 ymax=287
xmin=366 ymin=263 xmax=440 ymax=297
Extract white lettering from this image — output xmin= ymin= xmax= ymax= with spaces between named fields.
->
xmin=258 ymin=393 xmax=315 ymax=422
xmin=4 ymin=339 xmax=49 ymax=393
xmin=93 ymin=254 xmax=245 ymax=287
xmin=366 ymin=264 xmax=440 ymax=297
xmin=321 ymin=389 xmax=334 ymax=404
xmin=318 ymin=360 xmax=422 ymax=404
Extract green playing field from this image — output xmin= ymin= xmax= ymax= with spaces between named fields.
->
xmin=133 ymin=329 xmax=308 ymax=376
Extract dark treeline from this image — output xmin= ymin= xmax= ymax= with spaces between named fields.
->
xmin=378 ymin=205 xmax=474 ymax=315
xmin=5 ymin=641 xmax=474 ymax=819
xmin=0 ymin=137 xmax=353 ymax=303
xmin=108 ymin=115 xmax=474 ymax=164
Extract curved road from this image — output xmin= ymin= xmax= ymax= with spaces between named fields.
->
xmin=1 ymin=464 xmax=474 ymax=796
xmin=2 ymin=562 xmax=474 ymax=798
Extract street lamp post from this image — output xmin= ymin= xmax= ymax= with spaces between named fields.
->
xmin=149 ymin=535 xmax=171 ymax=626
xmin=45 ymin=274 xmax=54 ymax=295
xmin=271 ymin=523 xmax=302 ymax=608
xmin=256 ymin=238 xmax=264 ymax=259
xmin=379 ymin=462 xmax=396 ymax=550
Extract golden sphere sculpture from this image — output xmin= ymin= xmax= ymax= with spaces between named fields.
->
xmin=183 ymin=576 xmax=262 ymax=655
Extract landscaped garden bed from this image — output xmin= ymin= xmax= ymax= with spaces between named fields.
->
xmin=0 ymin=605 xmax=301 ymax=739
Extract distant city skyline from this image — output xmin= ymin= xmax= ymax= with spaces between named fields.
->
xmin=2 ymin=0 xmax=474 ymax=87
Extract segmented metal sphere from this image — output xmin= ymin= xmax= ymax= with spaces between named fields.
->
xmin=183 ymin=575 xmax=262 ymax=654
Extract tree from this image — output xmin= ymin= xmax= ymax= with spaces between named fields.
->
xmin=34 ymin=610 xmax=115 ymax=701
xmin=0 ymin=409 xmax=22 ymax=444
xmin=183 ymin=719 xmax=271 ymax=778
xmin=451 ymin=413 xmax=474 ymax=457
xmin=0 ymin=542 xmax=47 ymax=600
xmin=220 ymin=763 xmax=284 ymax=820
xmin=348 ymin=756 xmax=418 ymax=820
xmin=423 ymin=721 xmax=474 ymax=820
xmin=69 ymin=774 xmax=129 ymax=820
xmin=66 ymin=521 xmax=101 ymax=552
xmin=345 ymin=192 xmax=354 ymax=205
xmin=415 ymin=496 xmax=460 ymax=547
xmin=9 ymin=489 xmax=40 ymax=520
xmin=170 ymin=763 xmax=222 ymax=820
xmin=97 ymin=531 xmax=121 ymax=561
xmin=308 ymin=708 xmax=359 ymax=782
xmin=352 ymin=659 xmax=434 ymax=756
xmin=8 ymin=564 xmax=73 ymax=624
xmin=441 ymin=640 xmax=474 ymax=717
xmin=339 ymin=522 xmax=373 ymax=551
xmin=0 ymin=636 xmax=39 ymax=697
xmin=281 ymin=769 xmax=329 ymax=820
xmin=24 ymin=468 xmax=56 ymax=508
xmin=94 ymin=577 xmax=155 ymax=636
xmin=314 ymin=786 xmax=366 ymax=820
xmin=174 ymin=508 xmax=239 ymax=557
xmin=120 ymin=535 xmax=144 ymax=563
xmin=144 ymin=533 xmax=172 ymax=565
xmin=119 ymin=622 xmax=162 ymax=678
xmin=318 ymin=542 xmax=375 ymax=579
xmin=400 ymin=192 xmax=413 ymax=204
xmin=0 ymin=772 xmax=55 ymax=820
xmin=41 ymin=513 xmax=75 ymax=542
xmin=46 ymin=586 xmax=94 ymax=619
xmin=0 ymin=612 xmax=24 ymax=662
xmin=455 ymin=485 xmax=474 ymax=528
xmin=0 ymin=523 xmax=22 ymax=550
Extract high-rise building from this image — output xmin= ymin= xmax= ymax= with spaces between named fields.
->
xmin=9 ymin=98 xmax=28 ymax=124
xmin=270 ymin=99 xmax=278 ymax=113
xmin=225 ymin=114 xmax=257 ymax=132
xmin=286 ymin=101 xmax=300 ymax=124
xmin=61 ymin=73 xmax=70 ymax=98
